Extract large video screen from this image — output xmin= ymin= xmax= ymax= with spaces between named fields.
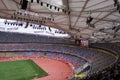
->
xmin=81 ymin=40 xmax=89 ymax=47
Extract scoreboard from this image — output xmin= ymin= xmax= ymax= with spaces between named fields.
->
xmin=81 ymin=39 xmax=89 ymax=47
xmin=75 ymin=39 xmax=89 ymax=47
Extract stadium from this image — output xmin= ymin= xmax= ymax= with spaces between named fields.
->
xmin=0 ymin=0 xmax=120 ymax=80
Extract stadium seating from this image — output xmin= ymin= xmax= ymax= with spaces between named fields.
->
xmin=0 ymin=32 xmax=119 ymax=80
xmin=0 ymin=32 xmax=74 ymax=44
xmin=0 ymin=43 xmax=117 ymax=77
xmin=85 ymin=43 xmax=120 ymax=80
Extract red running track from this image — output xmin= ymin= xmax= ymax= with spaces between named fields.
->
xmin=0 ymin=56 xmax=73 ymax=80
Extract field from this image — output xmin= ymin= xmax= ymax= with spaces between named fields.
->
xmin=0 ymin=59 xmax=48 ymax=80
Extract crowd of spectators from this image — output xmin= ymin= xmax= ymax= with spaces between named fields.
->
xmin=81 ymin=43 xmax=120 ymax=80
xmin=0 ymin=32 xmax=73 ymax=44
xmin=46 ymin=52 xmax=86 ymax=69
xmin=76 ymin=61 xmax=120 ymax=80
xmin=0 ymin=42 xmax=119 ymax=80
xmin=0 ymin=43 xmax=97 ymax=62
xmin=0 ymin=51 xmax=87 ymax=69
xmin=90 ymin=43 xmax=120 ymax=57
xmin=0 ymin=43 xmax=117 ymax=76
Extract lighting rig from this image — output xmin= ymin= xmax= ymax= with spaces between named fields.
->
xmin=86 ymin=15 xmax=94 ymax=28
xmin=11 ymin=9 xmax=54 ymax=25
xmin=112 ymin=23 xmax=120 ymax=33
xmin=11 ymin=0 xmax=71 ymax=28
xmin=113 ymin=0 xmax=120 ymax=13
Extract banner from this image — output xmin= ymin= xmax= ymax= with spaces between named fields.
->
xmin=0 ymin=18 xmax=71 ymax=38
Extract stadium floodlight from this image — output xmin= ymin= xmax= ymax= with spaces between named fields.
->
xmin=86 ymin=15 xmax=94 ymax=28
xmin=86 ymin=16 xmax=93 ymax=25
xmin=20 ymin=0 xmax=28 ymax=10
xmin=12 ymin=9 xmax=54 ymax=25
xmin=113 ymin=0 xmax=118 ymax=7
xmin=113 ymin=0 xmax=120 ymax=14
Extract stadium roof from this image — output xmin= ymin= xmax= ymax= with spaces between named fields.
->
xmin=0 ymin=0 xmax=120 ymax=43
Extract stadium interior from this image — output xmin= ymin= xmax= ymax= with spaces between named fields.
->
xmin=0 ymin=0 xmax=120 ymax=80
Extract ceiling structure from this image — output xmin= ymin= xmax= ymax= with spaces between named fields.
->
xmin=0 ymin=0 xmax=120 ymax=43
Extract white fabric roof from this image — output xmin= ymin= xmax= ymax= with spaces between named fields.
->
xmin=0 ymin=0 xmax=120 ymax=43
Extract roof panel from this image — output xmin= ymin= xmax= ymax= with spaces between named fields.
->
xmin=0 ymin=0 xmax=119 ymax=42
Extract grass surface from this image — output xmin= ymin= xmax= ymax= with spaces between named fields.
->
xmin=0 ymin=59 xmax=48 ymax=80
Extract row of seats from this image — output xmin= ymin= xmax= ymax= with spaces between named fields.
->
xmin=0 ymin=32 xmax=73 ymax=44
xmin=90 ymin=43 xmax=120 ymax=56
xmin=46 ymin=52 xmax=86 ymax=69
xmin=0 ymin=51 xmax=86 ymax=69
xmin=0 ymin=43 xmax=97 ymax=62
xmin=82 ymin=43 xmax=120 ymax=80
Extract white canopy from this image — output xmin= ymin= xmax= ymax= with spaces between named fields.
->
xmin=0 ymin=0 xmax=120 ymax=42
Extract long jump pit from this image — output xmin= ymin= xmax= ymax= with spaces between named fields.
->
xmin=0 ymin=56 xmax=73 ymax=80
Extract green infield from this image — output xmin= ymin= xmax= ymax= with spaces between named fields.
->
xmin=0 ymin=59 xmax=48 ymax=80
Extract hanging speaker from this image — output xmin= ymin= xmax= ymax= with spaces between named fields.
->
xmin=31 ymin=0 xmax=33 ymax=3
xmin=21 ymin=0 xmax=28 ymax=10
xmin=25 ymin=22 xmax=29 ymax=28
xmin=41 ymin=2 xmax=43 ymax=6
xmin=37 ymin=0 xmax=39 ymax=3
